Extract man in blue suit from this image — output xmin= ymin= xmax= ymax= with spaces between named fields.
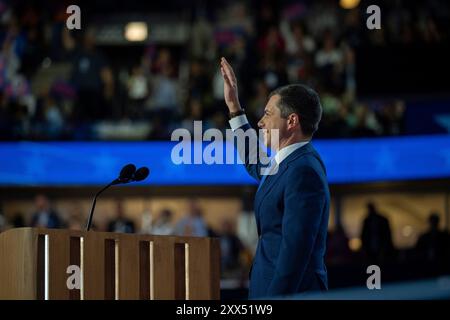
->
xmin=220 ymin=58 xmax=330 ymax=298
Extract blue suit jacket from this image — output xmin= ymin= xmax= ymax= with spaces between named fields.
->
xmin=239 ymin=125 xmax=330 ymax=299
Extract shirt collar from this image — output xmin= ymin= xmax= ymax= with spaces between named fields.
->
xmin=274 ymin=141 xmax=309 ymax=165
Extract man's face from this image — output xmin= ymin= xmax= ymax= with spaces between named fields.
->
xmin=258 ymin=95 xmax=288 ymax=150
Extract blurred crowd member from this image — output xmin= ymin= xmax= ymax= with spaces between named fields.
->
xmin=258 ymin=25 xmax=285 ymax=56
xmin=0 ymin=205 xmax=6 ymax=232
xmin=31 ymin=93 xmax=64 ymax=139
xmin=306 ymin=1 xmax=339 ymax=38
xmin=70 ymin=28 xmax=113 ymax=122
xmin=187 ymin=59 xmax=211 ymax=103
xmin=107 ymin=201 xmax=135 ymax=234
xmin=247 ymin=80 xmax=268 ymax=122
xmin=326 ymin=224 xmax=354 ymax=265
xmin=236 ymin=191 xmax=258 ymax=255
xmin=283 ymin=21 xmax=316 ymax=84
xmin=361 ymin=202 xmax=395 ymax=265
xmin=315 ymin=93 xmax=352 ymax=138
xmin=212 ymin=66 xmax=226 ymax=111
xmin=10 ymin=212 xmax=25 ymax=228
xmin=67 ymin=207 xmax=84 ymax=231
xmin=283 ymin=21 xmax=316 ymax=57
xmin=189 ymin=13 xmax=215 ymax=61
xmin=151 ymin=208 xmax=174 ymax=236
xmin=376 ymin=100 xmax=405 ymax=136
xmin=126 ymin=65 xmax=149 ymax=119
xmin=0 ymin=16 xmax=22 ymax=84
xmin=173 ymin=200 xmax=208 ymax=237
xmin=221 ymin=2 xmax=254 ymax=38
xmin=314 ymin=30 xmax=343 ymax=92
xmin=147 ymin=49 xmax=179 ymax=113
xmin=257 ymin=34 xmax=288 ymax=93
xmin=0 ymin=92 xmax=12 ymax=139
xmin=415 ymin=212 xmax=450 ymax=275
xmin=219 ymin=218 xmax=244 ymax=278
xmin=181 ymin=98 xmax=214 ymax=135
xmin=351 ymin=104 xmax=380 ymax=137
xmin=139 ymin=208 xmax=153 ymax=235
xmin=30 ymin=194 xmax=63 ymax=229
xmin=143 ymin=48 xmax=180 ymax=138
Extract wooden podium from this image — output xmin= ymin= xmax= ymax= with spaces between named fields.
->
xmin=0 ymin=228 xmax=220 ymax=300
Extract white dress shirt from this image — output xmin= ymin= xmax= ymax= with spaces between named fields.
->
xmin=229 ymin=114 xmax=309 ymax=167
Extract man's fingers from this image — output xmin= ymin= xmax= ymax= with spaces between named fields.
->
xmin=222 ymin=58 xmax=234 ymax=74
xmin=221 ymin=57 xmax=237 ymax=82
xmin=220 ymin=66 xmax=229 ymax=82
xmin=222 ymin=68 xmax=234 ymax=88
xmin=223 ymin=62 xmax=236 ymax=80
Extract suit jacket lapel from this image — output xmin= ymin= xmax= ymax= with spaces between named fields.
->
xmin=254 ymin=143 xmax=315 ymax=234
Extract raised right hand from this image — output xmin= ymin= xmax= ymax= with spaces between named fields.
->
xmin=220 ymin=57 xmax=242 ymax=113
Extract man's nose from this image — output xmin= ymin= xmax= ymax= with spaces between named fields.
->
xmin=258 ymin=119 xmax=264 ymax=128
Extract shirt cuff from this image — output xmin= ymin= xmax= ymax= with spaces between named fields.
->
xmin=229 ymin=114 xmax=249 ymax=131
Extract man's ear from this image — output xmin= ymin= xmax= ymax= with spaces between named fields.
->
xmin=287 ymin=113 xmax=299 ymax=130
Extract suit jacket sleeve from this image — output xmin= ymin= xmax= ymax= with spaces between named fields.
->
xmin=267 ymin=165 xmax=326 ymax=296
xmin=233 ymin=122 xmax=265 ymax=182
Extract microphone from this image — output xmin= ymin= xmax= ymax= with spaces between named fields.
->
xmin=132 ymin=167 xmax=150 ymax=182
xmin=86 ymin=163 xmax=138 ymax=231
xmin=112 ymin=163 xmax=136 ymax=185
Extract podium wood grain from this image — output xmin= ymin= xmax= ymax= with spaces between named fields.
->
xmin=0 ymin=228 xmax=220 ymax=300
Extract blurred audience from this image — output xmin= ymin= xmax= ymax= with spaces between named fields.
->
xmin=236 ymin=191 xmax=258 ymax=254
xmin=415 ymin=212 xmax=450 ymax=275
xmin=30 ymin=194 xmax=63 ymax=228
xmin=151 ymin=208 xmax=175 ymax=236
xmin=1 ymin=0 xmax=445 ymax=141
xmin=0 ymin=205 xmax=6 ymax=232
xmin=10 ymin=212 xmax=25 ymax=228
xmin=107 ymin=201 xmax=136 ymax=233
xmin=67 ymin=207 xmax=84 ymax=230
xmin=173 ymin=200 xmax=208 ymax=237
xmin=361 ymin=202 xmax=395 ymax=265
xmin=327 ymin=224 xmax=354 ymax=265
xmin=0 ymin=193 xmax=449 ymax=290
xmin=219 ymin=218 xmax=244 ymax=278
xmin=70 ymin=28 xmax=114 ymax=123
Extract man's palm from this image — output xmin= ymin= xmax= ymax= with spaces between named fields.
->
xmin=220 ymin=57 xmax=241 ymax=112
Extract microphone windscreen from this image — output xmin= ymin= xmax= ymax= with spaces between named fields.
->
xmin=134 ymin=167 xmax=150 ymax=181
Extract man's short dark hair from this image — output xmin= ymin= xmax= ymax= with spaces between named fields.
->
xmin=269 ymin=84 xmax=322 ymax=136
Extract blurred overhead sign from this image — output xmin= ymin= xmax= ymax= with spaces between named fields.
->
xmin=1 ymin=135 xmax=450 ymax=186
